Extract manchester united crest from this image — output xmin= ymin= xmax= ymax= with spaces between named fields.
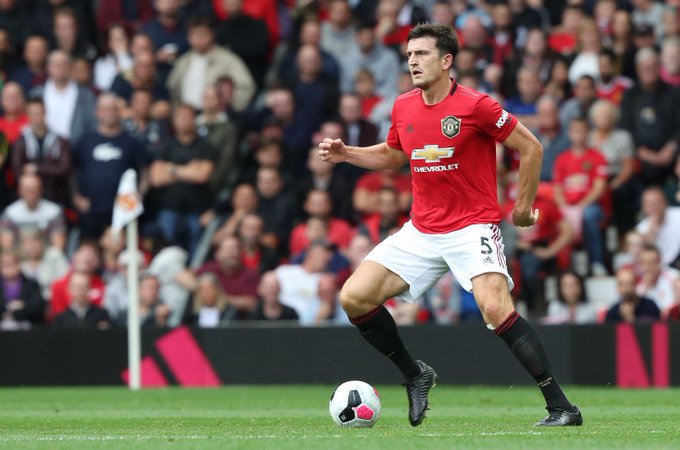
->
xmin=441 ymin=115 xmax=461 ymax=139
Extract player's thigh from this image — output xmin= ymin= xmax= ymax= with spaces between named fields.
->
xmin=441 ymin=224 xmax=513 ymax=290
xmin=471 ymin=272 xmax=515 ymax=327
xmin=360 ymin=221 xmax=448 ymax=304
xmin=341 ymin=260 xmax=410 ymax=309
xmin=440 ymin=223 xmax=515 ymax=325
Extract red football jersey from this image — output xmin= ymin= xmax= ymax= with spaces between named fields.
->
xmin=596 ymin=77 xmax=632 ymax=105
xmin=553 ymin=148 xmax=608 ymax=205
xmin=386 ymin=82 xmax=517 ymax=233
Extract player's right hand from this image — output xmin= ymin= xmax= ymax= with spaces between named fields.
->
xmin=512 ymin=207 xmax=539 ymax=227
xmin=318 ymin=138 xmax=348 ymax=164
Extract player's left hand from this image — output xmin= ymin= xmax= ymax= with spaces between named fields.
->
xmin=512 ymin=207 xmax=539 ymax=227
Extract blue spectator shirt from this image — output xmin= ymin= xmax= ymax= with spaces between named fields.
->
xmin=72 ymin=130 xmax=151 ymax=214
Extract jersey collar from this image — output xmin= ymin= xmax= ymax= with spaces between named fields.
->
xmin=449 ymin=79 xmax=458 ymax=96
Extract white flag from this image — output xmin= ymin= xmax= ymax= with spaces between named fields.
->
xmin=112 ymin=169 xmax=144 ymax=233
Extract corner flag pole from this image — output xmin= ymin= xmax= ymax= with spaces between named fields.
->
xmin=126 ymin=219 xmax=141 ymax=390
xmin=112 ymin=169 xmax=144 ymax=391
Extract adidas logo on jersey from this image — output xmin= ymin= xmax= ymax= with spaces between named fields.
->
xmin=482 ymin=256 xmax=494 ymax=264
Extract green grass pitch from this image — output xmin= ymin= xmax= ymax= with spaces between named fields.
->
xmin=0 ymin=386 xmax=678 ymax=449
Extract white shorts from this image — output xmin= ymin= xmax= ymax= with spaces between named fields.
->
xmin=364 ymin=221 xmax=513 ymax=302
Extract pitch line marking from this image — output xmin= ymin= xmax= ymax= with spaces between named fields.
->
xmin=0 ymin=429 xmax=678 ymax=442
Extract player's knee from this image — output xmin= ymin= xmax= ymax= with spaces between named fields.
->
xmin=339 ymin=285 xmax=361 ymax=313
xmin=478 ymin=301 xmax=512 ymax=327
xmin=339 ymin=284 xmax=374 ymax=316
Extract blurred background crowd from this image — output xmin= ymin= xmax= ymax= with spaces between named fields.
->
xmin=1 ymin=0 xmax=680 ymax=331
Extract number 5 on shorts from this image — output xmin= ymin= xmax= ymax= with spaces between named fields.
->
xmin=480 ymin=236 xmax=492 ymax=255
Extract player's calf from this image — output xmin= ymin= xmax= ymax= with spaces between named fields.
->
xmin=495 ymin=311 xmax=582 ymax=425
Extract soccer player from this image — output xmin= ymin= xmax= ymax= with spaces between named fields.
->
xmin=319 ymin=24 xmax=583 ymax=427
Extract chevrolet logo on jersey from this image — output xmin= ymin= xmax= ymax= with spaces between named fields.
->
xmin=411 ymin=145 xmax=455 ymax=162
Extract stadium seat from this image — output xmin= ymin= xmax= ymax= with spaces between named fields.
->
xmin=585 ymin=276 xmax=618 ymax=309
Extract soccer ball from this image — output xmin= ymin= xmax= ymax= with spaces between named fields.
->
xmin=329 ymin=380 xmax=381 ymax=428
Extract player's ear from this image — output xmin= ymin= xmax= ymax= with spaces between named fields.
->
xmin=442 ymin=53 xmax=453 ymax=71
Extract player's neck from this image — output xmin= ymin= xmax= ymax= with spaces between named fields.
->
xmin=421 ymin=77 xmax=453 ymax=105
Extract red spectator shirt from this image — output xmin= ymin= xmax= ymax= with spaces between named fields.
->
xmin=668 ymin=304 xmax=680 ymax=321
xmin=553 ymin=148 xmax=608 ymax=205
xmin=361 ymin=96 xmax=382 ymax=119
xmin=548 ymin=32 xmax=577 ymax=54
xmin=288 ymin=218 xmax=354 ymax=256
xmin=386 ymin=82 xmax=517 ymax=233
xmin=195 ymin=261 xmax=259 ymax=297
xmin=0 ymin=115 xmax=29 ymax=143
xmin=382 ymin=25 xmax=411 ymax=48
xmin=241 ymin=249 xmax=262 ymax=271
xmin=49 ymin=272 xmax=105 ymax=320
xmin=504 ymin=195 xmax=563 ymax=245
xmin=355 ymin=171 xmax=412 ymax=194
xmin=596 ymin=77 xmax=632 ymax=105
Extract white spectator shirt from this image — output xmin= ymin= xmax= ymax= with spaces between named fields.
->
xmin=94 ymin=52 xmax=133 ymax=91
xmin=636 ymin=268 xmax=679 ymax=311
xmin=568 ymin=52 xmax=600 ymax=86
xmin=636 ymin=207 xmax=680 ymax=266
xmin=198 ymin=307 xmax=221 ymax=328
xmin=2 ymin=199 xmax=63 ymax=232
xmin=43 ymin=80 xmax=78 ymax=139
xmin=274 ymin=265 xmax=322 ymax=326
xmin=181 ymin=53 xmax=208 ymax=110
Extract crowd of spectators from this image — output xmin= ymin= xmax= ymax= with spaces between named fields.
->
xmin=1 ymin=0 xmax=680 ymax=331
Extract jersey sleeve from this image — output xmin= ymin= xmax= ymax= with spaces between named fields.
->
xmin=386 ymin=103 xmax=402 ymax=151
xmin=474 ymin=94 xmax=518 ymax=143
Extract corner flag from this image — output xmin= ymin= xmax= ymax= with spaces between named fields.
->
xmin=112 ymin=169 xmax=143 ymax=233
xmin=112 ymin=169 xmax=144 ymax=390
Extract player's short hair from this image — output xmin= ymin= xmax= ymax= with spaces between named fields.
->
xmin=407 ymin=23 xmax=459 ymax=59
